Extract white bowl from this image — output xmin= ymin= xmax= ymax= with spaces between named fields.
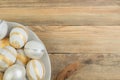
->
xmin=6 ymin=21 xmax=51 ymax=80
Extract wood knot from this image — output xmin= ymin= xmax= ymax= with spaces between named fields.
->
xmin=55 ymin=62 xmax=84 ymax=80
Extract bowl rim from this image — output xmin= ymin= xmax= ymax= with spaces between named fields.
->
xmin=6 ymin=21 xmax=51 ymax=80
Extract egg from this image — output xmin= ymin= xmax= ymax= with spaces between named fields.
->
xmin=24 ymin=40 xmax=45 ymax=59
xmin=10 ymin=27 xmax=28 ymax=48
xmin=0 ymin=20 xmax=8 ymax=40
xmin=26 ymin=60 xmax=45 ymax=80
xmin=0 ymin=72 xmax=3 ymax=80
xmin=0 ymin=46 xmax=17 ymax=71
xmin=16 ymin=49 xmax=30 ymax=66
xmin=0 ymin=38 xmax=9 ymax=48
xmin=3 ymin=64 xmax=26 ymax=80
xmin=4 ymin=46 xmax=17 ymax=57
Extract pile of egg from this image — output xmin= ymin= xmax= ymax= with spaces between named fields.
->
xmin=0 ymin=20 xmax=45 ymax=80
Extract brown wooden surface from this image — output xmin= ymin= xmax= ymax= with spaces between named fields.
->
xmin=0 ymin=0 xmax=120 ymax=80
xmin=0 ymin=7 xmax=120 ymax=26
xmin=30 ymin=26 xmax=120 ymax=54
xmin=50 ymin=53 xmax=120 ymax=80
xmin=0 ymin=0 xmax=120 ymax=7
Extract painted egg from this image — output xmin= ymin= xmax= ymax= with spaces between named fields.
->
xmin=26 ymin=60 xmax=45 ymax=80
xmin=0 ymin=20 xmax=8 ymax=40
xmin=0 ymin=38 xmax=9 ymax=48
xmin=0 ymin=46 xmax=17 ymax=71
xmin=24 ymin=40 xmax=45 ymax=59
xmin=9 ymin=27 xmax=28 ymax=48
xmin=4 ymin=46 xmax=17 ymax=57
xmin=3 ymin=64 xmax=26 ymax=80
xmin=16 ymin=49 xmax=30 ymax=66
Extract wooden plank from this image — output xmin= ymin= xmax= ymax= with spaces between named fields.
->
xmin=50 ymin=53 xmax=120 ymax=80
xmin=29 ymin=26 xmax=120 ymax=54
xmin=0 ymin=0 xmax=119 ymax=8
xmin=0 ymin=7 xmax=120 ymax=26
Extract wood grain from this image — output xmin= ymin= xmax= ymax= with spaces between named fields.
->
xmin=0 ymin=7 xmax=119 ymax=26
xmin=50 ymin=53 xmax=120 ymax=80
xmin=29 ymin=26 xmax=120 ymax=54
xmin=0 ymin=0 xmax=120 ymax=80
xmin=0 ymin=0 xmax=120 ymax=8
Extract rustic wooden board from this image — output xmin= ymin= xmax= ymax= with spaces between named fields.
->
xmin=0 ymin=0 xmax=119 ymax=7
xmin=29 ymin=26 xmax=120 ymax=54
xmin=0 ymin=7 xmax=119 ymax=26
xmin=0 ymin=0 xmax=120 ymax=80
xmin=50 ymin=53 xmax=120 ymax=80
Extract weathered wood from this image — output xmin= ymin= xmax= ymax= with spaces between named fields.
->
xmin=50 ymin=53 xmax=120 ymax=80
xmin=0 ymin=0 xmax=120 ymax=80
xmin=0 ymin=7 xmax=119 ymax=26
xmin=0 ymin=0 xmax=120 ymax=8
xmin=29 ymin=26 xmax=120 ymax=54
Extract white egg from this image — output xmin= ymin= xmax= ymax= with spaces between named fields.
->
xmin=0 ymin=46 xmax=17 ymax=71
xmin=26 ymin=60 xmax=45 ymax=80
xmin=3 ymin=64 xmax=26 ymax=80
xmin=16 ymin=49 xmax=30 ymax=66
xmin=24 ymin=40 xmax=45 ymax=59
xmin=0 ymin=20 xmax=8 ymax=40
xmin=4 ymin=46 xmax=17 ymax=57
xmin=10 ymin=27 xmax=28 ymax=48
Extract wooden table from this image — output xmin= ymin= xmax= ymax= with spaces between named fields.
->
xmin=0 ymin=0 xmax=120 ymax=80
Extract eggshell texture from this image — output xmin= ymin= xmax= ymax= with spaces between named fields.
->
xmin=4 ymin=46 xmax=17 ymax=57
xmin=16 ymin=49 xmax=30 ymax=66
xmin=10 ymin=27 xmax=28 ymax=48
xmin=0 ymin=20 xmax=8 ymax=40
xmin=26 ymin=60 xmax=45 ymax=80
xmin=0 ymin=47 xmax=17 ymax=71
xmin=24 ymin=40 xmax=45 ymax=59
xmin=3 ymin=64 xmax=26 ymax=80
xmin=0 ymin=38 xmax=9 ymax=48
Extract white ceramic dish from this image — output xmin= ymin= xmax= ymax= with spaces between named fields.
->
xmin=6 ymin=21 xmax=51 ymax=80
